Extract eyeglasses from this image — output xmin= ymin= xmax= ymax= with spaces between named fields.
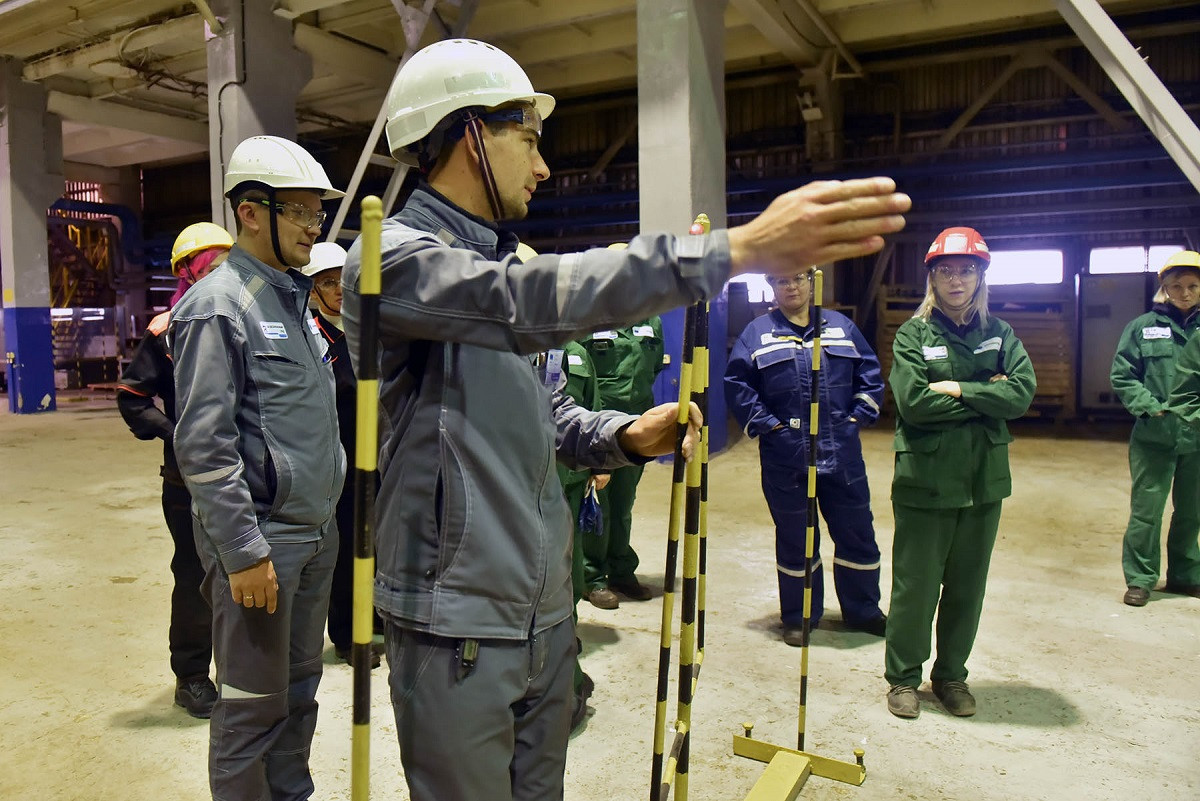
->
xmin=314 ymin=276 xmax=341 ymax=291
xmin=768 ymin=274 xmax=812 ymax=289
xmin=932 ymin=263 xmax=980 ymax=280
xmin=248 ymin=199 xmax=327 ymax=231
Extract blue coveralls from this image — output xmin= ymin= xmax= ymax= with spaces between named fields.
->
xmin=724 ymin=308 xmax=885 ymax=628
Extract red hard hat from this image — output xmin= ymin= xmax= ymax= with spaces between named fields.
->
xmin=925 ymin=226 xmax=991 ymax=267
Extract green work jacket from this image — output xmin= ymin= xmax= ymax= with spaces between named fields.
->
xmin=581 ymin=317 xmax=667 ymax=415
xmin=555 ymin=341 xmax=602 ymax=489
xmin=889 ymin=310 xmax=1037 ymax=509
xmin=1114 ymin=304 xmax=1200 ymax=453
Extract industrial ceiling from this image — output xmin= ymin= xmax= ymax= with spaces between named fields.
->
xmin=0 ymin=0 xmax=1192 ymax=168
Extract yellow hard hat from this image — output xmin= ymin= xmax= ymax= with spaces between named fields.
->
xmin=1159 ymin=250 xmax=1200 ymax=279
xmin=607 ymin=242 xmax=628 ymax=250
xmin=171 ymin=222 xmax=233 ymax=275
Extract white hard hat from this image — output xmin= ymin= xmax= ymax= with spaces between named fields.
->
xmin=385 ymin=39 xmax=555 ymax=159
xmin=300 ymin=242 xmax=348 ymax=277
xmin=223 ymin=135 xmax=345 ymax=199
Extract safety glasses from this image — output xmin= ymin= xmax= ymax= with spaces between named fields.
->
xmin=480 ymin=103 xmax=543 ymax=137
xmin=768 ymin=274 xmax=812 ymax=289
xmin=249 ymin=199 xmax=327 ymax=231
xmin=932 ymin=263 xmax=980 ymax=281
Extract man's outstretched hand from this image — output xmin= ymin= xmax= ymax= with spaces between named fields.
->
xmin=619 ymin=401 xmax=703 ymax=461
xmin=728 ymin=177 xmax=911 ymax=276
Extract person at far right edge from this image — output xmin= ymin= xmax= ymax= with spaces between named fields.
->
xmin=1129 ymin=250 xmax=1200 ymax=606
xmin=884 ymin=226 xmax=1036 ymax=720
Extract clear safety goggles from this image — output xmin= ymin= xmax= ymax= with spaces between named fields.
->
xmin=249 ymin=199 xmax=327 ymax=231
xmin=768 ymin=273 xmax=813 ymax=289
xmin=478 ymin=103 xmax=543 ymax=137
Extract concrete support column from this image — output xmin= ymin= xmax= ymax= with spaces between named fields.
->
xmin=207 ymin=0 xmax=312 ymax=229
xmin=1 ymin=57 xmax=63 ymax=413
xmin=636 ymin=0 xmax=730 ymax=451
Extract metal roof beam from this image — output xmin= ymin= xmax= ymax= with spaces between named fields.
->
xmin=294 ymin=22 xmax=397 ymax=84
xmin=1056 ymin=0 xmax=1200 ymax=193
xmin=729 ymin=0 xmax=824 ymax=65
xmin=47 ymin=90 xmax=208 ymax=144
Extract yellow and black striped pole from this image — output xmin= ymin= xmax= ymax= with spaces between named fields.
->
xmin=797 ymin=268 xmax=823 ymax=752
xmin=350 ymin=195 xmax=383 ymax=801
xmin=672 ymin=214 xmax=711 ymax=801
xmin=651 ymin=302 xmax=696 ymax=801
xmin=652 ymin=214 xmax=710 ymax=801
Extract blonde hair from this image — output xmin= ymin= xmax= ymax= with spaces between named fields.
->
xmin=914 ymin=271 xmax=990 ymax=324
xmin=1154 ymin=266 xmax=1200 ymax=304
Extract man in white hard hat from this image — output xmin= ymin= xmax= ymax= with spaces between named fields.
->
xmin=171 ymin=135 xmax=346 ymax=801
xmin=300 ymin=241 xmax=384 ymax=668
xmin=341 ymin=38 xmax=909 ymax=801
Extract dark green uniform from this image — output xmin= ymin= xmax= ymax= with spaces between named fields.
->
xmin=579 ymin=318 xmax=666 ymax=591
xmin=554 ymin=342 xmax=603 ymax=608
xmin=552 ymin=341 xmax=602 ymax=696
xmin=885 ymin=309 xmax=1036 ymax=689
xmin=1115 ymin=304 xmax=1200 ymax=591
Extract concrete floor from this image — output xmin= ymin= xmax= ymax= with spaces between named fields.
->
xmin=1 ymin=399 xmax=1198 ymax=800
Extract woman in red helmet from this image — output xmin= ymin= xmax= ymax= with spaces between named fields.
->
xmin=884 ymin=226 xmax=1036 ymax=719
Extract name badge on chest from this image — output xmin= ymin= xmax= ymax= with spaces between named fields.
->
xmin=922 ymin=345 xmax=948 ymax=361
xmin=260 ymin=321 xmax=288 ymax=340
xmin=1142 ymin=326 xmax=1172 ymax=340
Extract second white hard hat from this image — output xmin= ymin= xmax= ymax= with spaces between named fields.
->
xmin=300 ymin=242 xmax=348 ymax=278
xmin=223 ymin=135 xmax=345 ymax=200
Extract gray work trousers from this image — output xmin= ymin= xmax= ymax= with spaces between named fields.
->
xmin=196 ymin=523 xmax=337 ymax=801
xmin=386 ymin=615 xmax=576 ymax=801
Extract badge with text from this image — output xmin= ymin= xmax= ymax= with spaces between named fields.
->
xmin=260 ymin=321 xmax=288 ymax=340
xmin=1142 ymin=326 xmax=1172 ymax=340
xmin=543 ymin=348 xmax=564 ymax=387
xmin=922 ymin=345 xmax=948 ymax=360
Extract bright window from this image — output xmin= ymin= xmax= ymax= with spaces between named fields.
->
xmin=729 ymin=273 xmax=774 ymax=303
xmin=1089 ymin=245 xmax=1183 ymax=274
xmin=986 ymin=249 xmax=1063 ymax=285
xmin=1149 ymin=245 xmax=1184 ymax=274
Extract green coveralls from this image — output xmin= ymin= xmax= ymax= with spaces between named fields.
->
xmin=552 ymin=341 xmax=602 ymax=695
xmin=885 ymin=309 xmax=1036 ymax=688
xmin=1113 ymin=305 xmax=1200 ymax=591
xmin=580 ymin=318 xmax=666 ymax=591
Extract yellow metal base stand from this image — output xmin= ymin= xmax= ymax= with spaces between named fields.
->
xmin=734 ymin=725 xmax=866 ymax=799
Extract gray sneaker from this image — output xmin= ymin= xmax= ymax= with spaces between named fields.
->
xmin=932 ymin=680 xmax=976 ymax=717
xmin=886 ymin=684 xmax=919 ymax=719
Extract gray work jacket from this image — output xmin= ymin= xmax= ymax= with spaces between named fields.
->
xmin=342 ymin=185 xmax=731 ymax=640
xmin=171 ymin=245 xmax=345 ymax=573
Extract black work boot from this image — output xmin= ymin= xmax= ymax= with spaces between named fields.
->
xmin=175 ymin=676 xmax=217 ymax=719
xmin=1123 ymin=586 xmax=1149 ymax=607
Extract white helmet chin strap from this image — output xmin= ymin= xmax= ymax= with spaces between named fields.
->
xmin=463 ymin=111 xmax=505 ymax=221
